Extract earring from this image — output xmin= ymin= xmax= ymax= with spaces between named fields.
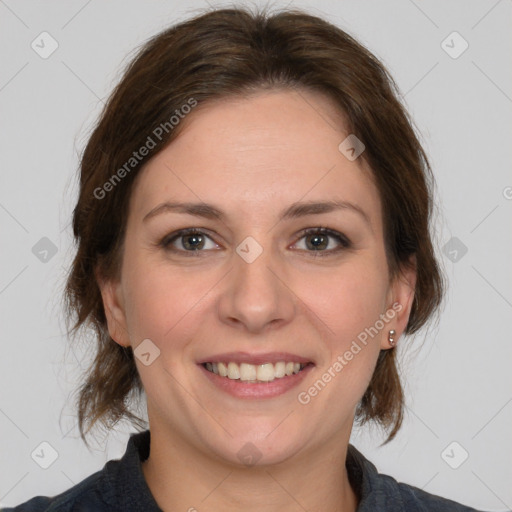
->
xmin=388 ymin=330 xmax=396 ymax=347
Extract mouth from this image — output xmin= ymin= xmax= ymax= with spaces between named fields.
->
xmin=201 ymin=360 xmax=313 ymax=383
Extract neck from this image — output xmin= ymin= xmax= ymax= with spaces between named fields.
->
xmin=141 ymin=424 xmax=359 ymax=512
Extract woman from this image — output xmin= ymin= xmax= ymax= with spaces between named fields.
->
xmin=4 ymin=6 xmax=497 ymax=512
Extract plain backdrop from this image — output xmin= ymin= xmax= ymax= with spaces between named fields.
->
xmin=0 ymin=0 xmax=511 ymax=510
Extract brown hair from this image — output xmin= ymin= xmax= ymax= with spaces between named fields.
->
xmin=65 ymin=6 xmax=444 ymax=445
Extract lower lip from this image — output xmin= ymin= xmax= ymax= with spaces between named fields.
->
xmin=198 ymin=364 xmax=314 ymax=399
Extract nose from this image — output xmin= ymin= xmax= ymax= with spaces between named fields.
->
xmin=216 ymin=242 xmax=296 ymax=334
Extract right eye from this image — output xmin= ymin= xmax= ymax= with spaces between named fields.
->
xmin=160 ymin=228 xmax=221 ymax=253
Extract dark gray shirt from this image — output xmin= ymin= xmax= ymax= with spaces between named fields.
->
xmin=2 ymin=430 xmax=494 ymax=511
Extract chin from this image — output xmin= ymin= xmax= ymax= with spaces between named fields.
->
xmin=203 ymin=422 xmax=309 ymax=468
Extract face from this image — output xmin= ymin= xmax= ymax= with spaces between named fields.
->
xmin=100 ymin=89 xmax=415 ymax=467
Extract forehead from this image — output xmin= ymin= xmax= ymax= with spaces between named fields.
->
xmin=129 ymin=89 xmax=382 ymax=229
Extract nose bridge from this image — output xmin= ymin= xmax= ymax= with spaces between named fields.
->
xmin=217 ymin=238 xmax=295 ymax=332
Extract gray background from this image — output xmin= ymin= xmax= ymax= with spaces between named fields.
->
xmin=1 ymin=0 xmax=511 ymax=509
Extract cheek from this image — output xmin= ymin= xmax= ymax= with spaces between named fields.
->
xmin=297 ymin=260 xmax=389 ymax=345
xmin=121 ymin=251 xmax=215 ymax=347
xmin=293 ymin=257 xmax=389 ymax=405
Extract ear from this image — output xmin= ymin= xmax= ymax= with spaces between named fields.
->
xmin=95 ymin=268 xmax=131 ymax=347
xmin=380 ymin=255 xmax=417 ymax=350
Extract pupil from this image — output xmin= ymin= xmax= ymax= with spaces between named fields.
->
xmin=183 ymin=234 xmax=204 ymax=250
xmin=307 ymin=234 xmax=327 ymax=250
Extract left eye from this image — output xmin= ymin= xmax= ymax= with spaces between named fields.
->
xmin=293 ymin=228 xmax=351 ymax=253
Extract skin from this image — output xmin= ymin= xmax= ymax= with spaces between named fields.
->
xmin=99 ymin=89 xmax=416 ymax=512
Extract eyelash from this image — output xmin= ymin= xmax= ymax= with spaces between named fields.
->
xmin=159 ymin=227 xmax=352 ymax=257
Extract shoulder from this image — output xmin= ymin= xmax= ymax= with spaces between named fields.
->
xmin=0 ymin=470 xmax=106 ymax=511
xmin=2 ymin=430 xmax=156 ymax=512
xmin=346 ymin=444 xmax=492 ymax=512
xmin=388 ymin=475 xmax=487 ymax=511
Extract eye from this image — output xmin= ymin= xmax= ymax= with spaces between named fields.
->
xmin=160 ymin=228 xmax=220 ymax=253
xmin=292 ymin=228 xmax=351 ymax=255
xmin=159 ymin=227 xmax=351 ymax=256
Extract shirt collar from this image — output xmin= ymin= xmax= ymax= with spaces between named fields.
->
xmin=346 ymin=443 xmax=406 ymax=511
xmin=101 ymin=430 xmax=405 ymax=512
xmin=101 ymin=430 xmax=162 ymax=511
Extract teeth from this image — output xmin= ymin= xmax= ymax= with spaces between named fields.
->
xmin=217 ymin=362 xmax=228 ymax=377
xmin=227 ymin=362 xmax=240 ymax=379
xmin=257 ymin=363 xmax=275 ymax=382
xmin=205 ymin=361 xmax=307 ymax=382
xmin=240 ymin=363 xmax=257 ymax=381
xmin=274 ymin=361 xmax=285 ymax=378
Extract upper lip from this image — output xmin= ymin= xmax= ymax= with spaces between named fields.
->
xmin=198 ymin=352 xmax=314 ymax=365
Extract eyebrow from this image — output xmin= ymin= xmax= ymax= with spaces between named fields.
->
xmin=143 ymin=199 xmax=372 ymax=227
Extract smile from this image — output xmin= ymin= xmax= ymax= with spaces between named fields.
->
xmin=203 ymin=361 xmax=309 ymax=383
